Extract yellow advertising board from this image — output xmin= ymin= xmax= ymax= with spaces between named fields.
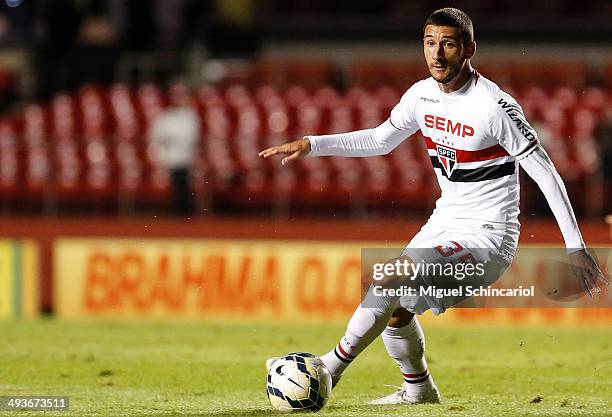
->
xmin=54 ymin=239 xmax=364 ymax=320
xmin=0 ymin=240 xmax=39 ymax=319
xmin=53 ymin=239 xmax=612 ymax=324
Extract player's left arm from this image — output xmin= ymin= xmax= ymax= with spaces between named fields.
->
xmin=518 ymin=146 xmax=609 ymax=296
xmin=489 ymin=91 xmax=609 ymax=297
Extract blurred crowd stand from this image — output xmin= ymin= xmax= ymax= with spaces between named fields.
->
xmin=0 ymin=0 xmax=610 ymax=220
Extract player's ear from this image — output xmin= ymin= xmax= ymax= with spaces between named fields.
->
xmin=464 ymin=41 xmax=476 ymax=59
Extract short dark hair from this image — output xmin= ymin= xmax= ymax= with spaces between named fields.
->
xmin=423 ymin=8 xmax=474 ymax=45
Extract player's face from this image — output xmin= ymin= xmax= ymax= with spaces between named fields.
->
xmin=423 ymin=25 xmax=472 ymax=84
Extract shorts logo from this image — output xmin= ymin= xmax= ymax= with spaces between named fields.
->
xmin=436 ymin=145 xmax=457 ymax=177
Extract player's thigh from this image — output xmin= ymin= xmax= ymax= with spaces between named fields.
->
xmin=400 ymin=231 xmax=510 ymax=315
xmin=405 ymin=222 xmax=446 ymax=250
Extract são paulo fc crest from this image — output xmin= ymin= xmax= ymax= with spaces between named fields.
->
xmin=436 ymin=145 xmax=457 ymax=177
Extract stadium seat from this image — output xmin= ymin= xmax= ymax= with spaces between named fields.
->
xmin=0 ymin=74 xmax=608 ymax=216
xmin=252 ymin=59 xmax=334 ymax=90
xmin=509 ymin=62 xmax=588 ymax=91
xmin=0 ymin=119 xmax=19 ymax=203
xmin=349 ymin=61 xmax=428 ymax=90
xmin=23 ymin=144 xmax=51 ymax=204
xmin=473 ymin=62 xmax=511 ymax=87
xmin=136 ymin=83 xmax=165 ymax=130
xmin=580 ymin=87 xmax=608 ymax=115
xmin=54 ymin=139 xmax=84 ymax=201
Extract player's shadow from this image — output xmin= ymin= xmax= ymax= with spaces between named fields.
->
xmin=164 ymin=404 xmax=396 ymax=417
xmin=181 ymin=407 xmax=612 ymax=417
xmin=159 ymin=412 xmax=273 ymax=417
xmin=141 ymin=409 xmax=289 ymax=417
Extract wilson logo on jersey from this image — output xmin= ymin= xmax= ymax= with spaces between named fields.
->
xmin=436 ymin=145 xmax=457 ymax=177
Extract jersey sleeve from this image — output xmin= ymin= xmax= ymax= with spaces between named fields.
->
xmin=307 ymin=119 xmax=409 ymax=157
xmin=519 ymin=145 xmax=585 ymax=251
xmin=389 ymin=84 xmax=420 ymax=135
xmin=488 ymin=91 xmax=539 ymax=160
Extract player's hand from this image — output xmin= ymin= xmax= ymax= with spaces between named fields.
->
xmin=258 ymin=138 xmax=311 ymax=165
xmin=568 ymin=249 xmax=610 ymax=298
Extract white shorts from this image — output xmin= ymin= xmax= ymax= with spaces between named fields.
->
xmin=399 ymin=217 xmax=520 ymax=315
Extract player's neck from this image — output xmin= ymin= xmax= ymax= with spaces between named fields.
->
xmin=437 ymin=63 xmax=473 ymax=94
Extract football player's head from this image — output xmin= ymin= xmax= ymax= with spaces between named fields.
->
xmin=423 ymin=8 xmax=476 ymax=85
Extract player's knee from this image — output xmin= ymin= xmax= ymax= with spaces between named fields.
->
xmin=388 ymin=308 xmax=415 ymax=328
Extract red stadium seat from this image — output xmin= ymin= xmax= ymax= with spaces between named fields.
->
xmin=356 ymin=96 xmax=384 ymax=129
xmin=51 ymin=93 xmax=77 ymax=141
xmin=284 ymin=85 xmax=309 ymax=108
xmin=509 ymin=62 xmax=587 ymax=92
xmin=551 ymin=87 xmax=578 ymax=110
xmin=473 ymin=62 xmax=511 ymax=87
xmin=22 ymin=103 xmax=49 ymax=146
xmin=136 ymin=83 xmax=165 ymax=130
xmin=296 ymin=100 xmax=322 ymax=133
xmin=349 ymin=60 xmax=427 ymax=90
xmin=252 ymin=59 xmax=334 ymax=90
xmin=54 ymin=139 xmax=84 ymax=200
xmin=375 ymin=86 xmax=401 ymax=113
xmin=84 ymin=138 xmax=115 ymax=200
xmin=225 ymin=85 xmax=253 ymax=108
xmin=262 ymin=105 xmax=290 ymax=143
xmin=235 ymin=105 xmax=262 ymax=137
xmin=109 ymin=84 xmax=142 ymax=142
xmin=520 ymin=86 xmax=548 ymax=119
xmin=0 ymin=77 xmax=608 ymax=215
xmin=24 ymin=144 xmax=51 ymax=204
xmin=580 ymin=87 xmax=608 ymax=115
xmin=329 ymin=157 xmax=362 ymax=196
xmin=0 ymin=119 xmax=19 ymax=203
xmin=573 ymin=108 xmax=597 ymax=136
xmin=313 ymin=86 xmax=340 ymax=109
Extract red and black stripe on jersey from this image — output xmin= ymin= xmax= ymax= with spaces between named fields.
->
xmin=424 ymin=136 xmax=515 ymax=182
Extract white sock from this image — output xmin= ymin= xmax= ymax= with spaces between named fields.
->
xmin=382 ymin=316 xmax=433 ymax=395
xmin=321 ymin=288 xmax=399 ymax=378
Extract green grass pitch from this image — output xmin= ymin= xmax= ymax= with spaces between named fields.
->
xmin=0 ymin=319 xmax=611 ymax=417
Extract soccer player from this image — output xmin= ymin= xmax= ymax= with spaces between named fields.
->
xmin=259 ymin=7 xmax=608 ymax=405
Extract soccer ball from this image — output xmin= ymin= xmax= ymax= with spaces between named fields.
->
xmin=266 ymin=352 xmax=332 ymax=412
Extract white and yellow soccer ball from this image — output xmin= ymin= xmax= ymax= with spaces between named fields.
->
xmin=266 ymin=352 xmax=332 ymax=412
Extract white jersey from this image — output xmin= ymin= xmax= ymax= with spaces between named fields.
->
xmin=389 ymin=72 xmax=538 ymax=227
xmin=308 ymin=70 xmax=584 ymax=250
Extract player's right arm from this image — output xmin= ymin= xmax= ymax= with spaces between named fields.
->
xmin=258 ymin=86 xmax=420 ymax=165
xmin=258 ymin=120 xmax=410 ymax=165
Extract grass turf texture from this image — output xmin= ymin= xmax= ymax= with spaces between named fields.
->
xmin=0 ymin=320 xmax=610 ymax=417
